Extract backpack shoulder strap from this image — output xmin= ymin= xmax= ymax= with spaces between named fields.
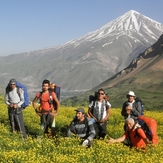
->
xmin=48 ymin=89 xmax=53 ymax=103
xmin=17 ymin=87 xmax=20 ymax=97
xmin=39 ymin=91 xmax=43 ymax=102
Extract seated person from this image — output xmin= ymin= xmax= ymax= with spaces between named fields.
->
xmin=67 ymin=108 xmax=96 ymax=147
xmin=108 ymin=118 xmax=154 ymax=149
xmin=121 ymin=91 xmax=142 ymax=120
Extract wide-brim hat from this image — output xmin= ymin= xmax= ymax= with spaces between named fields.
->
xmin=127 ymin=91 xmax=136 ymax=97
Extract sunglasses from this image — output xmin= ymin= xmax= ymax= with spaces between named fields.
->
xmin=98 ymin=92 xmax=104 ymax=95
xmin=10 ymin=84 xmax=16 ymax=85
xmin=127 ymin=95 xmax=134 ymax=97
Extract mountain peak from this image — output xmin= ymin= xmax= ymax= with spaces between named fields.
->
xmin=78 ymin=9 xmax=163 ymax=43
xmin=125 ymin=10 xmax=140 ymax=15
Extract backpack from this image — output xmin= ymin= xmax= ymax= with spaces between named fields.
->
xmin=89 ymin=92 xmax=110 ymax=121
xmin=135 ymin=97 xmax=144 ymax=115
xmin=5 ymin=81 xmax=29 ymax=109
xmin=89 ymin=92 xmax=109 ymax=104
xmin=39 ymin=88 xmax=59 ymax=111
xmin=89 ymin=92 xmax=98 ymax=104
xmin=137 ymin=116 xmax=158 ymax=145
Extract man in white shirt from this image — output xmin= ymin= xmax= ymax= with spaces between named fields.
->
xmin=88 ymin=88 xmax=111 ymax=139
xmin=5 ymin=78 xmax=27 ymax=138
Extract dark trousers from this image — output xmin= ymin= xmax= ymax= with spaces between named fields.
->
xmin=41 ymin=113 xmax=55 ymax=136
xmin=8 ymin=107 xmax=27 ymax=138
xmin=94 ymin=121 xmax=107 ymax=139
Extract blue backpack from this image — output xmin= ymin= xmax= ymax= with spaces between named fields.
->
xmin=6 ymin=81 xmax=29 ymax=109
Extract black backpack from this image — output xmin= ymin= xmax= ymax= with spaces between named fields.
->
xmin=89 ymin=92 xmax=98 ymax=104
xmin=135 ymin=119 xmax=152 ymax=141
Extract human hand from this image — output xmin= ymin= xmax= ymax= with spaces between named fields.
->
xmin=10 ymin=103 xmax=14 ymax=108
xmin=35 ymin=109 xmax=42 ymax=116
xmin=93 ymin=117 xmax=98 ymax=122
xmin=82 ymin=139 xmax=89 ymax=146
xmin=100 ymin=118 xmax=106 ymax=123
xmin=49 ymin=112 xmax=58 ymax=117
xmin=107 ymin=137 xmax=115 ymax=144
xmin=13 ymin=104 xmax=18 ymax=109
xmin=126 ymin=106 xmax=132 ymax=114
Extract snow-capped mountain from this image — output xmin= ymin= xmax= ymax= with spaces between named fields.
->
xmin=0 ymin=10 xmax=163 ymax=100
xmin=54 ymin=10 xmax=163 ymax=48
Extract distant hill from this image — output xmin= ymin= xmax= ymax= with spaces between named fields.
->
xmin=0 ymin=10 xmax=163 ymax=100
xmin=62 ymin=34 xmax=163 ymax=110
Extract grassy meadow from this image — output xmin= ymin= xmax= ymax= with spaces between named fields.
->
xmin=0 ymin=96 xmax=163 ymax=163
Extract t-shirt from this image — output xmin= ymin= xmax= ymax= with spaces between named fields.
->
xmin=36 ymin=91 xmax=56 ymax=111
xmin=124 ymin=128 xmax=147 ymax=148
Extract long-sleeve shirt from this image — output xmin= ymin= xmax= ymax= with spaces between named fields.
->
xmin=5 ymin=87 xmax=24 ymax=108
xmin=67 ymin=117 xmax=96 ymax=141
xmin=121 ymin=101 xmax=142 ymax=120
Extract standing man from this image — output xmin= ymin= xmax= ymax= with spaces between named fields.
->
xmin=121 ymin=91 xmax=142 ymax=120
xmin=67 ymin=108 xmax=96 ymax=147
xmin=32 ymin=79 xmax=60 ymax=138
xmin=5 ymin=78 xmax=27 ymax=138
xmin=88 ymin=88 xmax=111 ymax=139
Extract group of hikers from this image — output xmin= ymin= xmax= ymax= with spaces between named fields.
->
xmin=5 ymin=78 xmax=158 ymax=149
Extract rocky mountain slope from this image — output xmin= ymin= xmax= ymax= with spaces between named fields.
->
xmin=64 ymin=34 xmax=163 ymax=109
xmin=0 ymin=10 xmax=163 ymax=100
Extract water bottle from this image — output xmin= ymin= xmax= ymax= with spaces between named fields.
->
xmin=40 ymin=123 xmax=44 ymax=130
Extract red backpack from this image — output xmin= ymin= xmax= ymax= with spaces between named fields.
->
xmin=138 ymin=116 xmax=158 ymax=145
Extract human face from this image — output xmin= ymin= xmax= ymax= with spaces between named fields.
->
xmin=98 ymin=91 xmax=105 ymax=101
xmin=42 ymin=83 xmax=49 ymax=92
xmin=10 ymin=83 xmax=16 ymax=90
xmin=76 ymin=112 xmax=85 ymax=122
xmin=127 ymin=95 xmax=135 ymax=102
xmin=126 ymin=120 xmax=134 ymax=130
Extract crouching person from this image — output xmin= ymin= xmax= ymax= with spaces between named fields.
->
xmin=108 ymin=118 xmax=154 ymax=149
xmin=67 ymin=108 xmax=96 ymax=147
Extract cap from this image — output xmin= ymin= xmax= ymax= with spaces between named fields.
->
xmin=127 ymin=91 xmax=136 ymax=97
xmin=9 ymin=78 xmax=17 ymax=84
xmin=74 ymin=108 xmax=85 ymax=114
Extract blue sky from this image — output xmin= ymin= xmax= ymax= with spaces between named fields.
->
xmin=0 ymin=0 xmax=163 ymax=56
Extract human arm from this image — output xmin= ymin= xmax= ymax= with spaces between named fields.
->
xmin=88 ymin=107 xmax=98 ymax=122
xmin=101 ymin=106 xmax=110 ymax=123
xmin=86 ymin=120 xmax=96 ymax=141
xmin=5 ymin=93 xmax=11 ymax=106
xmin=67 ymin=120 xmax=76 ymax=137
xmin=108 ymin=134 xmax=126 ymax=144
xmin=17 ymin=89 xmax=24 ymax=108
xmin=137 ymin=128 xmax=153 ymax=144
xmin=88 ymin=101 xmax=98 ymax=122
xmin=121 ymin=102 xmax=128 ymax=117
xmin=32 ymin=94 xmax=42 ymax=116
xmin=131 ymin=102 xmax=142 ymax=117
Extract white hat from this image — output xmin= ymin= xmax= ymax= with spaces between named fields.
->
xmin=127 ymin=91 xmax=136 ymax=96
